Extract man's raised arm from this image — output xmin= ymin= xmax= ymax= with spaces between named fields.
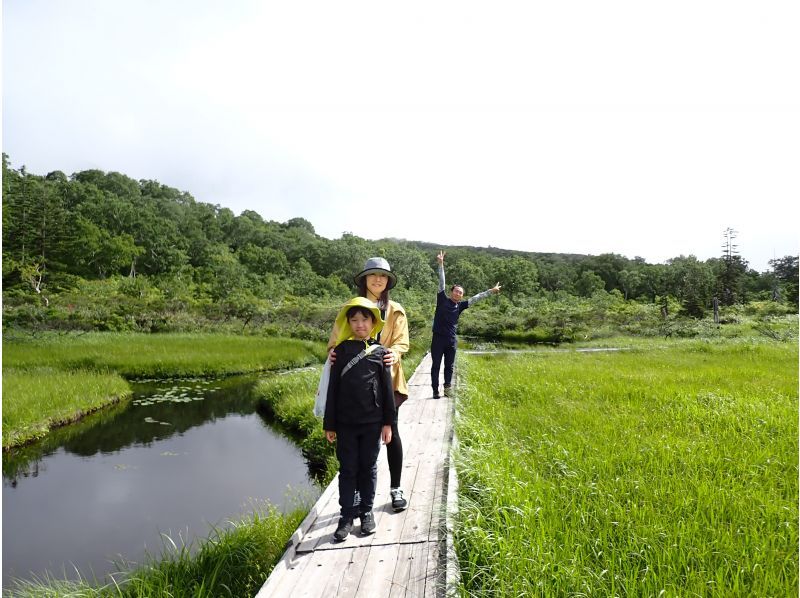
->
xmin=467 ymin=281 xmax=502 ymax=306
xmin=437 ymin=250 xmax=446 ymax=292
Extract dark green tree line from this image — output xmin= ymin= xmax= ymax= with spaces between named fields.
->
xmin=3 ymin=155 xmax=797 ymax=335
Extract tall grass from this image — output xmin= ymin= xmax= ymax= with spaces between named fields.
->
xmin=455 ymin=339 xmax=798 ymax=596
xmin=4 ymin=503 xmax=306 ymax=598
xmin=2 ymin=368 xmax=131 ymax=448
xmin=3 ymin=332 xmax=325 ymax=378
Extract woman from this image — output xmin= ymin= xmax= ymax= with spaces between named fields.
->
xmin=327 ymin=257 xmax=409 ymax=512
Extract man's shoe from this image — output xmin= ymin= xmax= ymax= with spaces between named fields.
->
xmin=443 ymin=385 xmax=452 ymax=397
xmin=333 ymin=517 xmax=353 ymax=542
xmin=360 ymin=511 xmax=376 ymax=535
xmin=432 ymin=389 xmax=441 ymax=399
xmin=390 ymin=488 xmax=408 ymax=512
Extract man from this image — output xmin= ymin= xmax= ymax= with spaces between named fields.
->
xmin=430 ymin=251 xmax=501 ymax=399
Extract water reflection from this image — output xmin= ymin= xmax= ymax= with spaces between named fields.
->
xmin=2 ymin=375 xmax=318 ymax=590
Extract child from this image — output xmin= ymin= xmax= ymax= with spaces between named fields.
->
xmin=324 ymin=296 xmax=395 ymax=541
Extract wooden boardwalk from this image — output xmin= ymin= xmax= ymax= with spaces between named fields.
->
xmin=257 ymin=353 xmax=457 ymax=597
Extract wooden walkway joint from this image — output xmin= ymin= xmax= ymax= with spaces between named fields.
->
xmin=257 ymin=353 xmax=458 ymax=597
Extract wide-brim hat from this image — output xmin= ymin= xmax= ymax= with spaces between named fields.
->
xmin=354 ymin=257 xmax=397 ymax=289
xmin=334 ymin=296 xmax=385 ymax=346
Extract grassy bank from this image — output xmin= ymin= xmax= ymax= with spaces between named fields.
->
xmin=454 ymin=338 xmax=798 ymax=596
xmin=3 ymin=332 xmax=325 ymax=378
xmin=5 ymin=504 xmax=306 ymax=598
xmin=2 ymin=368 xmax=131 ymax=448
xmin=2 ymin=332 xmax=325 ymax=448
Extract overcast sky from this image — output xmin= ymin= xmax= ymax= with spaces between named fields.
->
xmin=3 ymin=0 xmax=798 ymax=271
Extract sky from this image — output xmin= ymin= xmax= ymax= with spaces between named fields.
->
xmin=3 ymin=0 xmax=798 ymax=272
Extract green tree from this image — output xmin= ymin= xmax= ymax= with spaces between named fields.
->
xmin=769 ymin=255 xmax=799 ymax=308
xmin=535 ymin=258 xmax=578 ymax=293
xmin=494 ymin=256 xmax=539 ymax=298
xmin=67 ymin=216 xmax=143 ymax=277
xmin=583 ymin=253 xmax=628 ymax=292
xmin=667 ymin=255 xmax=715 ymax=317
xmin=618 ymin=269 xmax=643 ymax=300
xmin=446 ymin=259 xmax=488 ymax=295
xmin=576 ymin=271 xmax=605 ymax=297
xmin=197 ymin=245 xmax=252 ymax=301
xmin=711 ymin=255 xmax=748 ymax=306
xmin=238 ymin=243 xmax=290 ymax=276
xmin=320 ymin=234 xmax=373 ymax=284
xmin=379 ymin=244 xmax=436 ymax=293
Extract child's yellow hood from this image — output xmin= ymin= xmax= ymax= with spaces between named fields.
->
xmin=333 ymin=297 xmax=384 ymax=346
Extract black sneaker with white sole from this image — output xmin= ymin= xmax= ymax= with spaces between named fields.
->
xmin=390 ymin=488 xmax=408 ymax=512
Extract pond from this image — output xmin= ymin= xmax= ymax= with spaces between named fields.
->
xmin=2 ymin=374 xmax=318 ymax=590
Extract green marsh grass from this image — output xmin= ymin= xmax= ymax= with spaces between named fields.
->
xmin=455 ymin=339 xmax=798 ymax=596
xmin=2 ymin=368 xmax=131 ymax=448
xmin=4 ymin=503 xmax=306 ymax=598
xmin=2 ymin=332 xmax=325 ymax=448
xmin=3 ymin=332 xmax=325 ymax=378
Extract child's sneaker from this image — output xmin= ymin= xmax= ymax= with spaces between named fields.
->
xmin=390 ymin=488 xmax=408 ymax=512
xmin=360 ymin=511 xmax=376 ymax=535
xmin=333 ymin=517 xmax=353 ymax=542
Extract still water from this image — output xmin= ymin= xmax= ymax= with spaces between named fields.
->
xmin=2 ymin=374 xmax=318 ymax=590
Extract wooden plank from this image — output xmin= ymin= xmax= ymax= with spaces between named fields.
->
xmin=258 ymin=549 xmax=317 ymax=597
xmin=336 ymin=546 xmax=371 ymax=598
xmin=423 ymin=537 xmax=443 ymax=597
xmin=258 ymin=352 xmax=459 ymax=597
xmin=401 ymin=540 xmax=431 ymax=598
xmin=310 ymin=548 xmax=364 ymax=596
xmin=388 ymin=541 xmax=417 ymax=598
xmin=285 ymin=548 xmax=348 ymax=597
xmin=352 ymin=543 xmax=402 ymax=596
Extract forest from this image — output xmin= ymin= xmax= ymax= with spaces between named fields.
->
xmin=3 ymin=153 xmax=798 ymax=343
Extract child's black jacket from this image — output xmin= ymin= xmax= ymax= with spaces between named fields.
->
xmin=323 ymin=339 xmax=395 ymax=431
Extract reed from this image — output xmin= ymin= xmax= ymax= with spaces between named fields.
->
xmin=454 ymin=339 xmax=798 ymax=596
xmin=4 ymin=504 xmax=306 ymax=597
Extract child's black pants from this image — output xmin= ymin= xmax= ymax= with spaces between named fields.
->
xmin=336 ymin=422 xmax=382 ymax=519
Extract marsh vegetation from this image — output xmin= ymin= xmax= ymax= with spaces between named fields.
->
xmin=454 ymin=338 xmax=798 ymax=596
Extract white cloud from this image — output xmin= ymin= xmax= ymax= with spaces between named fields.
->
xmin=3 ymin=0 xmax=798 ymax=271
